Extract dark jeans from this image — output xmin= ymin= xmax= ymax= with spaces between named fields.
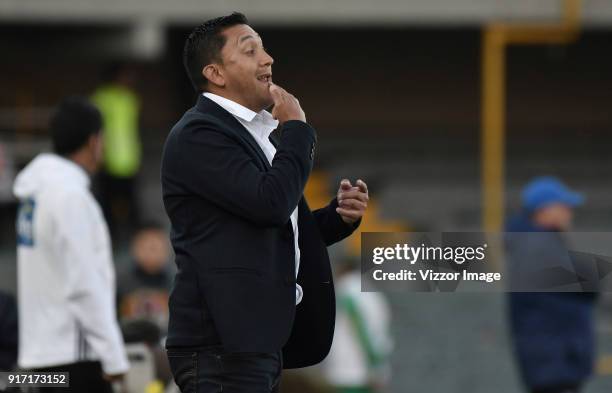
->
xmin=29 ymin=361 xmax=113 ymax=393
xmin=167 ymin=346 xmax=282 ymax=393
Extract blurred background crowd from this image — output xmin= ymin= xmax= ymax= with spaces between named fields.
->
xmin=1 ymin=0 xmax=612 ymax=392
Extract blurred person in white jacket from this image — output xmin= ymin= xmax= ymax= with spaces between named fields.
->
xmin=13 ymin=97 xmax=129 ymax=392
xmin=323 ymin=260 xmax=393 ymax=393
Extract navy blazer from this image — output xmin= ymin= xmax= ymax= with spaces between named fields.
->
xmin=161 ymin=95 xmax=358 ymax=368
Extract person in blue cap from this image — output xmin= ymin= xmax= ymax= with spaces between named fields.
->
xmin=506 ymin=177 xmax=596 ymax=393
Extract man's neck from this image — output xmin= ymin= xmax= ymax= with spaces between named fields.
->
xmin=68 ymin=152 xmax=93 ymax=176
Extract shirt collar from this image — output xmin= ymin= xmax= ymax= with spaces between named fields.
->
xmin=203 ymin=92 xmax=278 ymax=129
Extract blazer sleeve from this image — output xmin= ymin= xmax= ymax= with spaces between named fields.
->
xmin=312 ymin=197 xmax=361 ymax=246
xmin=178 ymin=119 xmax=316 ymax=227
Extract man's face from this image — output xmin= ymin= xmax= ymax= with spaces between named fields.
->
xmin=534 ymin=203 xmax=574 ymax=231
xmin=216 ymin=24 xmax=274 ymax=112
xmin=132 ymin=229 xmax=170 ymax=274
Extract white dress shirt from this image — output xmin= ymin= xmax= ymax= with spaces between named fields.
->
xmin=203 ymin=93 xmax=303 ymax=305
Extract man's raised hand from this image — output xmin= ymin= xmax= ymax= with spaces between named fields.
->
xmin=269 ymin=83 xmax=306 ymax=124
xmin=336 ymin=179 xmax=369 ymax=224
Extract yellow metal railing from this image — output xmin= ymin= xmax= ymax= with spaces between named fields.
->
xmin=481 ymin=0 xmax=582 ymax=232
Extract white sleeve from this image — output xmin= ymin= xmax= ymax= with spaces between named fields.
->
xmin=57 ymin=190 xmax=129 ymax=375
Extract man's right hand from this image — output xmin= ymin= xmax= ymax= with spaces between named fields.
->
xmin=269 ymin=83 xmax=306 ymax=124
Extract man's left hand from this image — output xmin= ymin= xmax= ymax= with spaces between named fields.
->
xmin=336 ymin=179 xmax=368 ymax=224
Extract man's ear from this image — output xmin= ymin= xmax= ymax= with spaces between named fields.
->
xmin=203 ymin=64 xmax=225 ymax=88
xmin=88 ymin=133 xmax=98 ymax=150
xmin=89 ymin=133 xmax=103 ymax=158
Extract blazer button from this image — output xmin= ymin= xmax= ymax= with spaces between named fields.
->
xmin=309 ymin=143 xmax=315 ymax=160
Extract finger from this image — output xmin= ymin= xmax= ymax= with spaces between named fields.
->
xmin=335 ymin=207 xmax=362 ymax=220
xmin=356 ymin=179 xmax=368 ymax=194
xmin=338 ymin=189 xmax=369 ymax=203
xmin=288 ymin=93 xmax=300 ymax=105
xmin=269 ymin=84 xmax=285 ymax=105
xmin=338 ymin=198 xmax=367 ymax=211
xmin=274 ymin=84 xmax=290 ymax=99
xmin=339 ymin=179 xmax=352 ymax=191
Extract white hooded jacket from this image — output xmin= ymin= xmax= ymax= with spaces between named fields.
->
xmin=13 ymin=153 xmax=128 ymax=374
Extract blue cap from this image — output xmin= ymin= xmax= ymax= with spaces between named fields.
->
xmin=521 ymin=177 xmax=584 ymax=212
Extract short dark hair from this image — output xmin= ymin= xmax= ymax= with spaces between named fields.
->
xmin=50 ymin=96 xmax=102 ymax=157
xmin=183 ymin=12 xmax=249 ymax=92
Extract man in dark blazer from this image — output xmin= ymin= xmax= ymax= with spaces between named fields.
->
xmin=161 ymin=12 xmax=369 ymax=393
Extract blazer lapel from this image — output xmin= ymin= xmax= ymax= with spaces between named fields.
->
xmin=269 ymin=131 xmax=281 ymax=149
xmin=196 ymin=95 xmax=271 ymax=170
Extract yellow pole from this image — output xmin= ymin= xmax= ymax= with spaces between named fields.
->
xmin=481 ymin=0 xmax=581 ymax=232
xmin=564 ymin=0 xmax=582 ymax=28
xmin=481 ymin=27 xmax=506 ymax=232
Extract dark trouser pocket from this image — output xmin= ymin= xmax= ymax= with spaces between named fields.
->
xmin=167 ymin=350 xmax=198 ymax=393
xmin=214 ymin=351 xmax=282 ymax=392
